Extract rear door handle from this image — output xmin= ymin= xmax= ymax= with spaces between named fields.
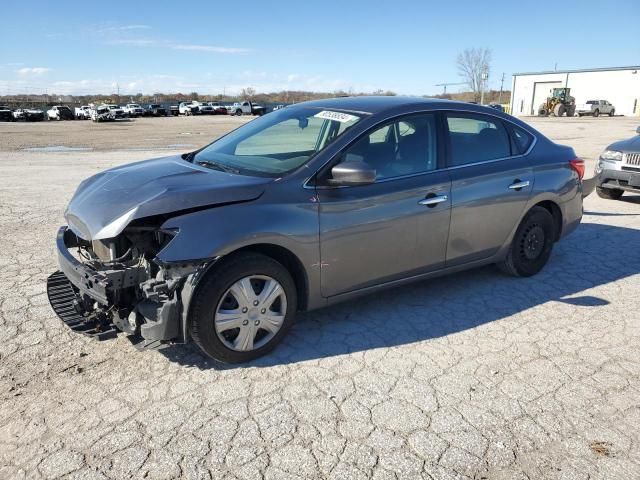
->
xmin=508 ymin=180 xmax=530 ymax=190
xmin=418 ymin=194 xmax=448 ymax=207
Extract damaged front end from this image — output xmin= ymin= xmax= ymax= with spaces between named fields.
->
xmin=47 ymin=224 xmax=211 ymax=348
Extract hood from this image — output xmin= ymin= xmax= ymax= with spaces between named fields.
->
xmin=65 ymin=155 xmax=270 ymax=240
xmin=608 ymin=135 xmax=640 ymax=153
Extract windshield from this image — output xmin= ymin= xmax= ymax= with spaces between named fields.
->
xmin=193 ymin=106 xmax=362 ymax=176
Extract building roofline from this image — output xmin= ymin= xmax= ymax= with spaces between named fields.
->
xmin=513 ymin=66 xmax=640 ymax=76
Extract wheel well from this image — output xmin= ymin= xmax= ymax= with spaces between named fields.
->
xmin=221 ymin=244 xmax=309 ymax=311
xmin=534 ymin=201 xmax=562 ymax=241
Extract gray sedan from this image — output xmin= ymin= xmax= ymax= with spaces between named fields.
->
xmin=595 ymin=126 xmax=640 ymax=199
xmin=48 ymin=97 xmax=585 ymax=363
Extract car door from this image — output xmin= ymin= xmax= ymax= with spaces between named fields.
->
xmin=444 ymin=112 xmax=534 ymax=266
xmin=315 ymin=112 xmax=452 ymax=297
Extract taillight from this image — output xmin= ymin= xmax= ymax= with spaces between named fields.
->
xmin=570 ymin=158 xmax=585 ymax=181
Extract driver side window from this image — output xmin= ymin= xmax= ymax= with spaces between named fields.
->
xmin=338 ymin=113 xmax=438 ymax=181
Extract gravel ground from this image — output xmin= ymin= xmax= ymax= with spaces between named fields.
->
xmin=0 ymin=115 xmax=252 ymax=152
xmin=0 ymin=115 xmax=639 ymax=479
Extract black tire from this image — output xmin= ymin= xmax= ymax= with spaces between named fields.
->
xmin=554 ymin=104 xmax=566 ymax=117
xmin=538 ymin=108 xmax=548 ymax=116
xmin=498 ymin=206 xmax=556 ymax=277
xmin=190 ymin=253 xmax=297 ymax=363
xmin=609 ymin=109 xmax=615 ymax=117
xmin=596 ymin=187 xmax=623 ymax=200
xmin=235 ymin=109 xmax=242 ymax=116
xmin=593 ymin=109 xmax=600 ymax=117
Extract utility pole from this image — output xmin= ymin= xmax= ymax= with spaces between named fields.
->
xmin=497 ymin=72 xmax=505 ymax=104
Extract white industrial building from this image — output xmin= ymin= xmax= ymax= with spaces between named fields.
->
xmin=510 ymin=66 xmax=640 ymax=117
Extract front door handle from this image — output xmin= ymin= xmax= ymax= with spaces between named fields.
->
xmin=418 ymin=194 xmax=448 ymax=207
xmin=508 ymin=180 xmax=530 ymax=191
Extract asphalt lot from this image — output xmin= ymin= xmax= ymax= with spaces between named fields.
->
xmin=0 ymin=115 xmax=639 ymax=479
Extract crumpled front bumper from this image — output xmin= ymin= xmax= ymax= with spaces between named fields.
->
xmin=47 ymin=226 xmax=190 ymax=346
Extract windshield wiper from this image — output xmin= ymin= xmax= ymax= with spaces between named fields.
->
xmin=196 ymin=159 xmax=240 ymax=174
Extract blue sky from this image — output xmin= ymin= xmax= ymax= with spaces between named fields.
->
xmin=1 ymin=0 xmax=638 ymax=96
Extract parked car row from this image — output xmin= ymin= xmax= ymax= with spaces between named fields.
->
xmin=0 ymin=105 xmax=47 ymax=121
xmin=0 ymin=99 xmax=269 ymax=122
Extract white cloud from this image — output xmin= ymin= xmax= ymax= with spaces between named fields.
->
xmin=97 ymin=24 xmax=151 ymax=33
xmin=170 ymin=44 xmax=252 ymax=54
xmin=106 ymin=38 xmax=252 ymax=54
xmin=17 ymin=67 xmax=51 ymax=76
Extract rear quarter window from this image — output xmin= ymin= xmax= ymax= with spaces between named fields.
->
xmin=509 ymin=125 xmax=534 ymax=155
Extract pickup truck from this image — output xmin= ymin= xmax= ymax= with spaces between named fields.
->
xmin=75 ymin=105 xmax=91 ymax=120
xmin=0 ymin=105 xmax=12 ymax=121
xmin=106 ymin=105 xmax=126 ymax=119
xmin=178 ymin=102 xmax=199 ymax=116
xmin=206 ymin=102 xmax=228 ymax=115
xmin=192 ymin=101 xmax=214 ymax=115
xmin=47 ymin=105 xmax=74 ymax=121
xmin=576 ymin=100 xmax=615 ymax=117
xmin=90 ymin=105 xmax=115 ymax=122
xmin=13 ymin=108 xmax=45 ymax=121
xmin=145 ymin=104 xmax=167 ymax=117
xmin=228 ymin=100 xmax=266 ymax=116
xmin=123 ymin=103 xmax=145 ymax=117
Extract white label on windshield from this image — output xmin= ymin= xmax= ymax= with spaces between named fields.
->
xmin=314 ymin=110 xmax=357 ymax=123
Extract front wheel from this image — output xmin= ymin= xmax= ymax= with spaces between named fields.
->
xmin=190 ymin=253 xmax=297 ymax=363
xmin=609 ymin=109 xmax=615 ymax=117
xmin=235 ymin=109 xmax=242 ymax=116
xmin=596 ymin=187 xmax=623 ymax=200
xmin=498 ymin=206 xmax=555 ymax=277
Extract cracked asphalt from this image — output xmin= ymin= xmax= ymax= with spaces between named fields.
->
xmin=1 ymin=116 xmax=639 ymax=479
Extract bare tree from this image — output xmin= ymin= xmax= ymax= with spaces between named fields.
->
xmin=457 ymin=48 xmax=492 ymax=102
xmin=241 ymin=87 xmax=256 ymax=99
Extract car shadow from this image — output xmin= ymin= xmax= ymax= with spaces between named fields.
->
xmin=158 ymin=222 xmax=640 ymax=369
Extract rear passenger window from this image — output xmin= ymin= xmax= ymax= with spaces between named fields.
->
xmin=446 ymin=114 xmax=511 ymax=166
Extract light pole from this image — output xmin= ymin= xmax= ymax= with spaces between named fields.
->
xmin=480 ymin=70 xmax=488 ymax=105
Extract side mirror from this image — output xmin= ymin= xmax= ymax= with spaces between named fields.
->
xmin=636 ymin=126 xmax=640 ymax=135
xmin=329 ymin=158 xmax=376 ymax=186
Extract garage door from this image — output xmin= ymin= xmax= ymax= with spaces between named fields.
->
xmin=532 ymin=81 xmax=563 ymax=115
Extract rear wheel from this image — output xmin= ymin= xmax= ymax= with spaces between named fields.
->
xmin=190 ymin=253 xmax=297 ymax=363
xmin=498 ymin=206 xmax=556 ymax=277
xmin=553 ymin=104 xmax=566 ymax=117
xmin=593 ymin=109 xmax=600 ymax=117
xmin=596 ymin=187 xmax=623 ymax=200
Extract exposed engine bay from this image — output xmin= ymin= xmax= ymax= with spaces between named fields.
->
xmin=47 ymin=224 xmax=211 ymax=347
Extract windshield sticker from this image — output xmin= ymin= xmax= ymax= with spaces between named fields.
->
xmin=314 ymin=110 xmax=358 ymax=123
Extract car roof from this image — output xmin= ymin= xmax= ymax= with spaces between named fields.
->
xmin=299 ymin=95 xmax=461 ymax=114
